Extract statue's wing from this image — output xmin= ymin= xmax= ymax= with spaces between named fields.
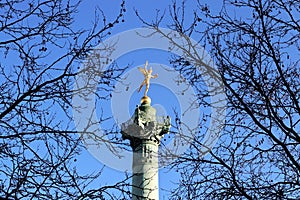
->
xmin=138 ymin=67 xmax=147 ymax=75
xmin=152 ymin=74 xmax=158 ymax=78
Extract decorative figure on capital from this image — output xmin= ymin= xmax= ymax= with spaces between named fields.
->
xmin=138 ymin=60 xmax=158 ymax=97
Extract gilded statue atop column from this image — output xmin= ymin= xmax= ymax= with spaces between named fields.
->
xmin=138 ymin=60 xmax=158 ymax=97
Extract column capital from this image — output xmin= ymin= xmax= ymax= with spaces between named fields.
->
xmin=121 ymin=97 xmax=171 ymax=149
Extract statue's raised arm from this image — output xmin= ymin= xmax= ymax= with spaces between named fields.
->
xmin=138 ymin=60 xmax=158 ymax=97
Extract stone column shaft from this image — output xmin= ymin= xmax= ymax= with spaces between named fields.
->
xmin=132 ymin=141 xmax=159 ymax=200
xmin=121 ymin=96 xmax=170 ymax=200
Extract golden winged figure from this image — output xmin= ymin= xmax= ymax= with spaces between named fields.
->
xmin=138 ymin=60 xmax=158 ymax=97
